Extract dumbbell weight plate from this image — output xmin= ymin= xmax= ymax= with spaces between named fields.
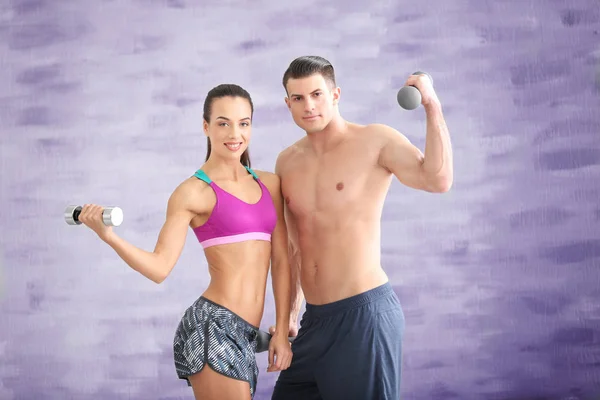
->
xmin=65 ymin=205 xmax=83 ymax=225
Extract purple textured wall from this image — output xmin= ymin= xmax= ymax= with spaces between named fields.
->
xmin=1 ymin=0 xmax=599 ymax=399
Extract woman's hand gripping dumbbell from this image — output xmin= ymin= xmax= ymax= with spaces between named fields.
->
xmin=64 ymin=204 xmax=123 ymax=240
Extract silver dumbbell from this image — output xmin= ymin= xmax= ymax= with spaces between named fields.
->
xmin=397 ymin=71 xmax=434 ymax=110
xmin=255 ymin=330 xmax=296 ymax=353
xmin=64 ymin=205 xmax=124 ymax=227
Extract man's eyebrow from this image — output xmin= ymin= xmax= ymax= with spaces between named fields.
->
xmin=290 ymin=89 xmax=322 ymax=97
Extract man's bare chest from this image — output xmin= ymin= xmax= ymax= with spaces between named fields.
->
xmin=282 ymin=156 xmax=374 ymax=218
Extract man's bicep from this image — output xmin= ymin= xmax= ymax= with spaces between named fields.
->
xmin=377 ymin=128 xmax=427 ymax=190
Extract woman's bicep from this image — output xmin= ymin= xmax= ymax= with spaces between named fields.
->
xmin=261 ymin=173 xmax=289 ymax=267
xmin=153 ymin=186 xmax=198 ymax=270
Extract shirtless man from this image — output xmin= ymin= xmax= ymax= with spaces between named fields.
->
xmin=269 ymin=56 xmax=453 ymax=400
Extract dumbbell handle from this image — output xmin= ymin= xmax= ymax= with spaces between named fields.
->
xmin=64 ymin=205 xmax=124 ymax=227
xmin=255 ymin=330 xmax=296 ymax=353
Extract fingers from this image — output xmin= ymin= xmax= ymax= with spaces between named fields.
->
xmin=266 ymin=344 xmax=293 ymax=372
xmin=78 ymin=204 xmax=103 ymax=227
xmin=274 ymin=349 xmax=283 ymax=371
xmin=273 ymin=350 xmax=292 ymax=372
xmin=280 ymin=349 xmax=292 ymax=370
xmin=266 ymin=327 xmax=294 ymax=372
xmin=78 ymin=204 xmax=96 ymax=225
xmin=268 ymin=347 xmax=274 ymax=370
xmin=405 ymin=73 xmax=431 ymax=89
xmin=267 ymin=355 xmax=282 ymax=372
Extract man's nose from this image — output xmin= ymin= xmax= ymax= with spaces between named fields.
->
xmin=304 ymin=99 xmax=315 ymax=112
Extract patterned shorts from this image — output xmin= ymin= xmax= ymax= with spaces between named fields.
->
xmin=173 ymin=296 xmax=260 ymax=398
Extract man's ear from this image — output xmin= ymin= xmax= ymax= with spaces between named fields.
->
xmin=332 ymin=87 xmax=341 ymax=105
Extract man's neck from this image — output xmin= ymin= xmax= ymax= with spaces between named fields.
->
xmin=306 ymin=114 xmax=348 ymax=155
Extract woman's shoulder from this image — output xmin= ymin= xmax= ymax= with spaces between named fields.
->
xmin=168 ymin=174 xmax=215 ymax=212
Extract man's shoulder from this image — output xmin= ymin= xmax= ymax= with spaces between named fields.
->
xmin=275 ymin=138 xmax=307 ymax=169
xmin=362 ymin=123 xmax=401 ymax=137
xmin=355 ymin=123 xmax=407 ymax=149
xmin=338 ymin=123 xmax=399 ymax=153
xmin=279 ymin=138 xmax=307 ymax=157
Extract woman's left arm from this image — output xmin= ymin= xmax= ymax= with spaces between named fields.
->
xmin=260 ymin=172 xmax=292 ymax=339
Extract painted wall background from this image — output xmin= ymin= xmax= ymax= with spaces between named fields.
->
xmin=1 ymin=0 xmax=599 ymax=399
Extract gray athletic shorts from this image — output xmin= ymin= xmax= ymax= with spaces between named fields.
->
xmin=173 ymin=296 xmax=260 ymax=398
xmin=271 ymin=283 xmax=405 ymax=400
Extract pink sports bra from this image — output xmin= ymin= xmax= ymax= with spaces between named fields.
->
xmin=191 ymin=166 xmax=277 ymax=249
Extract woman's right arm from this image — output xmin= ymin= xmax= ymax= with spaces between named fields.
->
xmin=83 ymin=183 xmax=199 ymax=283
xmin=285 ymin=209 xmax=304 ymax=336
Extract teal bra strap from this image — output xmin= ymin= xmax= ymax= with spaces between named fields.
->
xmin=193 ymin=169 xmax=212 ymax=184
xmin=245 ymin=166 xmax=259 ymax=180
xmin=194 ymin=167 xmax=256 ymax=183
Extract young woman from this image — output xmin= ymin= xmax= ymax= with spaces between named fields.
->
xmin=78 ymin=84 xmax=293 ymax=400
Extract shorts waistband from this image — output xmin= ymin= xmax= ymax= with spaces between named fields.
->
xmin=305 ymin=282 xmax=395 ymax=319
xmin=198 ymin=296 xmax=260 ymax=331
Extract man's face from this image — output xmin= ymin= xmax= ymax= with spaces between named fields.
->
xmin=284 ymin=73 xmax=340 ymax=133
